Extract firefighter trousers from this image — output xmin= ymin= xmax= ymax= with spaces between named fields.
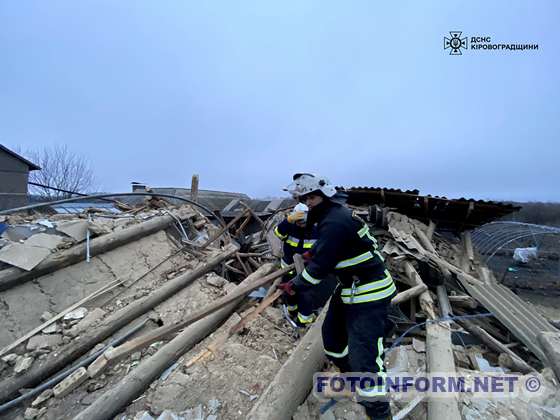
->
xmin=321 ymin=289 xmax=391 ymax=419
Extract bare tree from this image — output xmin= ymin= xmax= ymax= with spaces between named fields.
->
xmin=27 ymin=145 xmax=95 ymax=199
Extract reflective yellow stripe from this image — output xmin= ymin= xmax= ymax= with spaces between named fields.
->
xmin=340 ymin=283 xmax=396 ymax=304
xmin=375 ymin=337 xmax=386 ymax=379
xmin=335 ymin=251 xmax=374 ymax=269
xmin=274 ymin=226 xmax=287 ymax=240
xmin=287 ymin=304 xmax=298 ymax=312
xmin=324 ymin=345 xmax=349 ymax=358
xmin=302 ymin=268 xmax=321 ymax=285
xmin=286 ymin=236 xmax=299 ymax=247
xmin=297 ymin=312 xmax=316 ymax=324
xmin=358 ymin=225 xmax=367 ymax=236
xmin=358 ymin=224 xmax=378 ymax=247
xmin=303 ymin=239 xmax=316 ymax=249
xmin=357 ymin=385 xmax=387 ymax=397
xmin=358 ymin=338 xmax=387 ymax=397
xmin=340 ymin=271 xmax=394 ymax=296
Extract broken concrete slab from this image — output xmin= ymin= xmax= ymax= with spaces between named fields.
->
xmin=0 ymin=242 xmax=51 ymax=271
xmin=53 ymin=366 xmax=88 ymax=398
xmin=26 ymin=334 xmax=63 ymax=351
xmin=56 ymin=220 xmax=89 ymax=242
xmin=1 ymin=353 xmax=17 ymax=365
xmin=24 ymin=233 xmax=64 ymax=250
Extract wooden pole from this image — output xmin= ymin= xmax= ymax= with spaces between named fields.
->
xmin=0 ymin=244 xmax=238 ymax=404
xmin=391 ymin=284 xmax=427 ymax=305
xmin=190 ymin=174 xmax=199 ymax=203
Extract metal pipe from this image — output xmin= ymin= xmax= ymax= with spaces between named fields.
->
xmin=0 ymin=192 xmax=225 ymax=227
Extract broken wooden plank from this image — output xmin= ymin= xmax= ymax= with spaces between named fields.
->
xmin=391 ymin=283 xmax=427 ymax=306
xmin=403 ymin=261 xmax=437 ymax=320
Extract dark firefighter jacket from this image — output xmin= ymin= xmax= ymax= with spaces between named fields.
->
xmin=294 ymin=199 xmax=396 ymax=305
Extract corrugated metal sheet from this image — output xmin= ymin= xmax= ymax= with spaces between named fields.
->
xmin=457 ymin=277 xmax=558 ymax=364
xmin=340 ymin=186 xmax=520 ymax=231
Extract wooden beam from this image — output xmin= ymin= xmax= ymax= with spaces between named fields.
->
xmin=190 ymin=174 xmax=199 ymax=203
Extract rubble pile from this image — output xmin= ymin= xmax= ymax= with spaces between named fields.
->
xmin=0 ymin=194 xmax=558 ymax=420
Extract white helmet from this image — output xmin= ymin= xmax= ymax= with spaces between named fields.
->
xmin=284 ymin=173 xmax=337 ymax=198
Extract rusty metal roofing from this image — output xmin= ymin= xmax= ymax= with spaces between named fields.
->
xmin=340 ymin=186 xmax=520 ymax=231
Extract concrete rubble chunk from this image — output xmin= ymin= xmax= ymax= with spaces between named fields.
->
xmin=14 ymin=356 xmax=34 ymax=374
xmin=63 ymin=307 xmax=89 ymax=321
xmin=68 ymin=308 xmax=106 ymax=337
xmin=134 ymin=412 xmax=155 ymax=420
xmin=41 ymin=323 xmax=60 ymax=334
xmin=205 ymin=273 xmax=227 ymax=288
xmin=24 ymin=407 xmax=47 ymax=420
xmin=40 ymin=311 xmax=53 ymax=322
xmin=26 ymin=334 xmax=62 ymax=351
xmin=53 ymin=367 xmax=88 ymax=398
xmin=31 ymin=389 xmax=54 ymax=407
xmin=157 ymin=410 xmax=181 ymax=420
xmin=1 ymin=353 xmax=18 ymax=365
xmin=0 ymin=242 xmax=51 ymax=271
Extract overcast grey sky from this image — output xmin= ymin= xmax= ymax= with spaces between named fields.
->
xmin=1 ymin=1 xmax=558 ymax=202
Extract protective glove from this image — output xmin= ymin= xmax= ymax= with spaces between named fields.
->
xmin=277 ymin=280 xmax=296 ymax=296
xmin=287 ymin=211 xmax=306 ymax=224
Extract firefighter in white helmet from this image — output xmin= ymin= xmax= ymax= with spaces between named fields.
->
xmin=279 ymin=173 xmax=395 ymax=420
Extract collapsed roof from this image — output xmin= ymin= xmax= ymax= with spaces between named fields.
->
xmin=0 ymin=188 xmax=557 ymax=420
